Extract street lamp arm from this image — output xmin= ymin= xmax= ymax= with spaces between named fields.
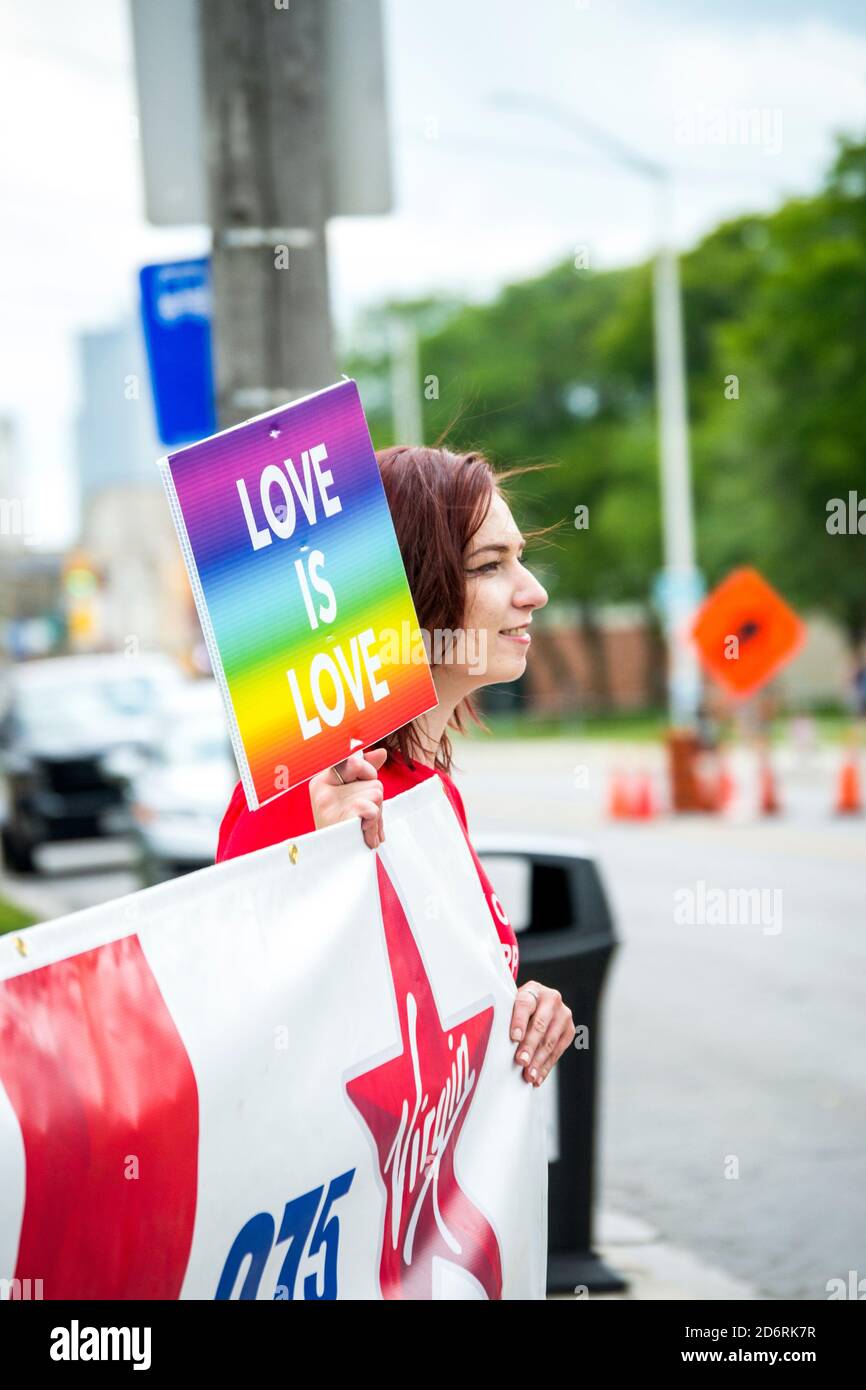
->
xmin=488 ymin=89 xmax=667 ymax=182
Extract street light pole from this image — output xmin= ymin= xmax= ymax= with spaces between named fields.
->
xmin=651 ymin=176 xmax=702 ymax=725
xmin=490 ymin=92 xmax=703 ymax=725
xmin=389 ymin=313 xmax=424 ymax=446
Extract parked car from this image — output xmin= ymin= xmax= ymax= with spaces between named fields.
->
xmin=129 ymin=681 xmax=236 ymax=885
xmin=0 ymin=653 xmax=187 ymax=873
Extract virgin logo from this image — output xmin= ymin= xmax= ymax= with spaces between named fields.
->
xmin=383 ymin=993 xmax=474 ymax=1262
xmin=345 ymin=857 xmax=502 ymax=1299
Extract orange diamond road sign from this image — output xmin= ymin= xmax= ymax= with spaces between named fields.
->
xmin=691 ymin=567 xmax=805 ymax=699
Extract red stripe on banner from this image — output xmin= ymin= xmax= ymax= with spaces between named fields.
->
xmin=0 ymin=936 xmax=199 ymax=1299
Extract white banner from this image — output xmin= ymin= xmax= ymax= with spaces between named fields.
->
xmin=0 ymin=777 xmax=547 ymax=1301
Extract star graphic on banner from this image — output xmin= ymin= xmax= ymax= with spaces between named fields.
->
xmin=345 ymin=856 xmax=503 ymax=1300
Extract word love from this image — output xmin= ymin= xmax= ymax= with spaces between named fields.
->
xmin=237 ymin=441 xmax=342 ymax=549
xmin=288 ymin=627 xmax=390 ymax=739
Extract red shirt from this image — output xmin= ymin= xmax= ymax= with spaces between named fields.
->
xmin=215 ymin=752 xmax=520 ymax=983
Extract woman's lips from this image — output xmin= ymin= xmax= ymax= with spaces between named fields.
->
xmin=498 ymin=627 xmax=531 ymax=645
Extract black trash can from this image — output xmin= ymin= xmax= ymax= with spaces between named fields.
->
xmin=475 ymin=834 xmax=626 ymax=1296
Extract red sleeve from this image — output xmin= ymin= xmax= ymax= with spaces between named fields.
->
xmin=216 ymin=781 xmax=249 ymax=862
xmin=216 ymin=779 xmax=316 ymax=862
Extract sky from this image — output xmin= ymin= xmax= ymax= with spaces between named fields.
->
xmin=1 ymin=0 xmax=865 ymax=546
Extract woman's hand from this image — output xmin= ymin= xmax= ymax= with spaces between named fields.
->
xmin=510 ymin=981 xmax=575 ymax=1085
xmin=308 ymin=747 xmax=388 ymax=851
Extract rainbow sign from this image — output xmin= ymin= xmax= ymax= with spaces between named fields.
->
xmin=159 ymin=379 xmax=438 ymax=810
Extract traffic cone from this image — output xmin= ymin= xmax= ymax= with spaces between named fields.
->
xmin=608 ymin=770 xmax=632 ymax=820
xmin=713 ymin=758 xmax=736 ymax=813
xmin=758 ymin=759 xmax=781 ymax=816
xmin=834 ymin=756 xmax=862 ymax=815
xmin=632 ymin=771 xmax=656 ymax=820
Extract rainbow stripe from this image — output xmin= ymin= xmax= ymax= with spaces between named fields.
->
xmin=161 ymin=380 xmax=438 ymax=810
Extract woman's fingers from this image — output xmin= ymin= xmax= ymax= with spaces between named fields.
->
xmin=517 ymin=997 xmax=557 ymax=1083
xmin=328 ymin=749 xmax=388 ymax=849
xmin=333 ymin=747 xmax=388 ymax=784
xmin=511 ymin=985 xmax=575 ymax=1084
xmin=344 ymin=793 xmax=383 ymax=850
xmin=320 ymin=749 xmax=385 ymax=849
xmin=356 ymin=750 xmax=387 ymax=845
xmin=309 ymin=748 xmax=389 ymax=846
xmin=527 ymin=1018 xmax=569 ymax=1084
xmin=359 ymin=808 xmax=381 ymax=849
xmin=343 ymin=792 xmax=382 ymax=824
xmin=537 ymin=1023 xmax=574 ymax=1084
xmin=510 ymin=983 xmax=544 ymax=1047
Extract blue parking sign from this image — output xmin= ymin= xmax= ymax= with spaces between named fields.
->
xmin=139 ymin=258 xmax=216 ymax=447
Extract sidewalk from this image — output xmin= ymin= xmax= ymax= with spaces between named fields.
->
xmin=0 ymin=876 xmax=67 ymax=927
xmin=548 ymin=1210 xmax=761 ymax=1301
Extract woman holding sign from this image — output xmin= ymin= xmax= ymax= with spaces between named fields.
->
xmin=218 ymin=445 xmax=576 ymax=1089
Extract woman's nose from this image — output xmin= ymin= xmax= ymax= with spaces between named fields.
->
xmin=520 ymin=574 xmax=548 ymax=612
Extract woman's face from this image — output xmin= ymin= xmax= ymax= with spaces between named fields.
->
xmin=439 ymin=491 xmax=549 ymax=694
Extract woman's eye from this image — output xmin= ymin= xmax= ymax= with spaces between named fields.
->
xmin=468 ymin=551 xmax=527 ymax=576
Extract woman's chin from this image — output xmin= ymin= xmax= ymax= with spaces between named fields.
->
xmin=490 ymin=654 xmax=528 ymax=682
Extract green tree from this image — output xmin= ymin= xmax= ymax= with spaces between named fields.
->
xmin=340 ymin=131 xmax=866 ymax=650
xmin=695 ymin=136 xmax=866 ymax=644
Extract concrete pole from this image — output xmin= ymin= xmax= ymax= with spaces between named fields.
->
xmin=199 ymin=0 xmax=336 ymax=429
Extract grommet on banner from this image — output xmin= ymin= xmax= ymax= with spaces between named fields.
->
xmin=13 ymin=937 xmax=28 ymax=957
xmin=288 ymin=843 xmax=299 ymax=865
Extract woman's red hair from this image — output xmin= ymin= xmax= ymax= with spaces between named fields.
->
xmin=372 ymin=444 xmax=553 ymax=775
